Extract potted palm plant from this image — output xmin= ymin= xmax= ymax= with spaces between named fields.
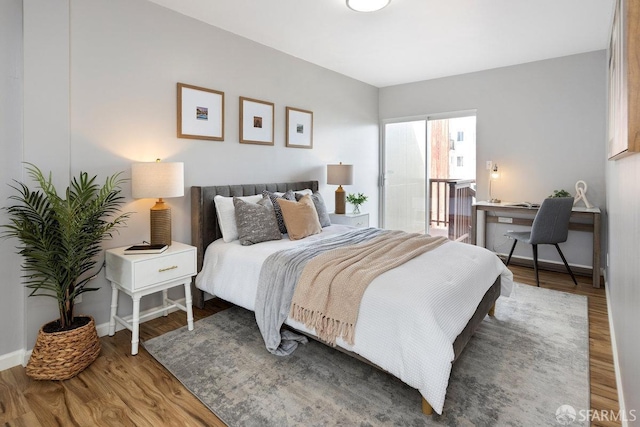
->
xmin=1 ymin=164 xmax=129 ymax=380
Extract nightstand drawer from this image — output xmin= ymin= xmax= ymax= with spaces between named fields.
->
xmin=133 ymin=251 xmax=196 ymax=289
xmin=329 ymin=212 xmax=369 ymax=228
xmin=352 ymin=218 xmax=367 ymax=227
xmin=105 ymin=242 xmax=197 ymax=292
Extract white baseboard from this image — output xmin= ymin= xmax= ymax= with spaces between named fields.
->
xmin=0 ymin=349 xmax=27 ymax=371
xmin=494 ymin=252 xmax=592 ymax=270
xmin=605 ymin=278 xmax=628 ymax=427
xmin=0 ymin=302 xmax=183 ymax=371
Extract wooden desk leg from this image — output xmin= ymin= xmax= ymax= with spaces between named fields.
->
xmin=593 ymin=212 xmax=601 ymax=288
xmin=471 ymin=205 xmax=478 ymax=245
xmin=482 ymin=210 xmax=487 ymax=249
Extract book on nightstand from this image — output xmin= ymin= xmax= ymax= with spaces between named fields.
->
xmin=123 ymin=244 xmax=168 ymax=255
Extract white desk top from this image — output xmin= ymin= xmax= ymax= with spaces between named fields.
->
xmin=474 ymin=200 xmax=601 ymax=214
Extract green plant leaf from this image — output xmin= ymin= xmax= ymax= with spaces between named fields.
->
xmin=1 ymin=163 xmax=130 ymax=328
xmin=549 ymin=189 xmax=572 ymax=198
xmin=346 ymin=192 xmax=368 ymax=206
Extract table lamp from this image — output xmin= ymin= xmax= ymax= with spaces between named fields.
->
xmin=132 ymin=159 xmax=184 ymax=246
xmin=489 ymin=164 xmax=501 ymax=203
xmin=327 ymin=162 xmax=353 ymax=214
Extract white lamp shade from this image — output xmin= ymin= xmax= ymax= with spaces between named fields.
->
xmin=131 ymin=161 xmax=184 ymax=199
xmin=327 ymin=164 xmax=354 ymax=186
xmin=346 ymin=0 xmax=390 ymax=12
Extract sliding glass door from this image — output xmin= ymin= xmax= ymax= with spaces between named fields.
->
xmin=381 ymin=120 xmax=427 ymax=233
xmin=381 ymin=113 xmax=476 ymax=237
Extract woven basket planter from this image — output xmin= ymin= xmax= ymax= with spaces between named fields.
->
xmin=26 ymin=316 xmax=101 ymax=381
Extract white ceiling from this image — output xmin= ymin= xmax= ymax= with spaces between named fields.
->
xmin=147 ymin=0 xmax=615 ymax=88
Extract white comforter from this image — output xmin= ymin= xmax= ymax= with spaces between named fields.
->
xmin=195 ymin=225 xmax=513 ymax=414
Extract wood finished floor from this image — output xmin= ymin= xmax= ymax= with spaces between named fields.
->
xmin=0 ymin=266 xmax=620 ymax=426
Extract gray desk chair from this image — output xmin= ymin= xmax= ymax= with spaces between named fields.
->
xmin=505 ymin=197 xmax=578 ymax=287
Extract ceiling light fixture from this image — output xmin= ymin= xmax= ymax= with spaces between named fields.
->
xmin=346 ymin=0 xmax=391 ymax=12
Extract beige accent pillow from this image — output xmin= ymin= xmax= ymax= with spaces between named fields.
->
xmin=278 ymin=195 xmax=322 ymax=240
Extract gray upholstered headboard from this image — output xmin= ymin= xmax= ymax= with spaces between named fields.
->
xmin=190 ymin=180 xmax=319 ymax=308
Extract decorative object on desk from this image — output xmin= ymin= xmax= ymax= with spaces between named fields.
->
xmin=549 ymin=189 xmax=571 ymax=198
xmin=346 ymin=192 xmax=368 ymax=214
xmin=177 ymin=83 xmax=224 ymax=141
xmin=573 ymin=180 xmax=593 ymax=209
xmin=327 ymin=162 xmax=354 ymax=214
xmin=489 ymin=164 xmax=501 ymax=203
xmin=1 ymin=163 xmax=129 ymax=380
xmin=240 ymin=96 xmax=274 ymax=145
xmin=507 ymin=202 xmax=540 ymax=209
xmin=132 ymin=159 xmax=184 ymax=247
xmin=285 ymin=107 xmax=313 ymax=149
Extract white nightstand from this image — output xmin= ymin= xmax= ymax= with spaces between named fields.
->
xmin=329 ymin=212 xmax=370 ymax=228
xmin=105 ymin=241 xmax=197 ymax=355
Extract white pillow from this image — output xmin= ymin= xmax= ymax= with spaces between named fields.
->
xmin=294 ymin=188 xmax=313 ymax=196
xmin=214 ymin=194 xmax=263 ymax=242
xmin=274 ymin=188 xmax=313 ymax=197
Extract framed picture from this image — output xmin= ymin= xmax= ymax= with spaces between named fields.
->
xmin=607 ymin=0 xmax=640 ymax=160
xmin=286 ymin=107 xmax=313 ymax=149
xmin=239 ymin=97 xmax=274 ymax=145
xmin=177 ymin=83 xmax=224 ymax=141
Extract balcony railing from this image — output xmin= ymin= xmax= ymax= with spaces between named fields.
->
xmin=429 ymin=179 xmax=476 ymax=243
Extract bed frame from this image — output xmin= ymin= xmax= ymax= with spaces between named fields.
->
xmin=190 ymin=180 xmax=500 ymax=416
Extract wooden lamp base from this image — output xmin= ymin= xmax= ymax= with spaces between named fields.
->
xmin=150 ymin=199 xmax=172 ymax=246
xmin=334 ymin=185 xmax=346 ymax=214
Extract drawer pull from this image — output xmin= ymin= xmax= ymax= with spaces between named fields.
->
xmin=159 ymin=265 xmax=178 ymax=273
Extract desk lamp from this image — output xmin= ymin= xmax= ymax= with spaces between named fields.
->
xmin=327 ymin=162 xmax=353 ymax=214
xmin=132 ymin=159 xmax=184 ymax=246
xmin=489 ymin=164 xmax=501 ymax=203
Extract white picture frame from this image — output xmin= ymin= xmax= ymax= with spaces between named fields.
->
xmin=286 ymin=107 xmax=313 ymax=149
xmin=239 ymin=97 xmax=274 ymax=145
xmin=177 ymin=83 xmax=224 ymax=141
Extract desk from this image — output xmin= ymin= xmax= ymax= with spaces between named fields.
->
xmin=472 ymin=201 xmax=601 ymax=288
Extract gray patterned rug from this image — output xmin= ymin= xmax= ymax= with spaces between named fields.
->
xmin=144 ymin=283 xmax=589 ymax=426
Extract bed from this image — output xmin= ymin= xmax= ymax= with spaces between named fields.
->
xmin=190 ymin=180 xmax=513 ymax=415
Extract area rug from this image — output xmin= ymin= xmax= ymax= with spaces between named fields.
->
xmin=144 ymin=283 xmax=589 ymax=426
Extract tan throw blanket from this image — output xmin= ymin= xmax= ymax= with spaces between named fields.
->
xmin=290 ymin=231 xmax=448 ymax=346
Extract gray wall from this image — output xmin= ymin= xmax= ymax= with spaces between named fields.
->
xmin=3 ymin=0 xmax=379 ymax=354
xmin=606 ymin=151 xmax=640 ymax=418
xmin=379 ymin=52 xmax=607 ymax=267
xmin=22 ymin=0 xmax=74 ymax=358
xmin=0 ymin=0 xmax=25 ymax=358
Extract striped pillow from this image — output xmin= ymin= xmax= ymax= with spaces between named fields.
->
xmin=262 ymin=190 xmax=295 ymax=234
